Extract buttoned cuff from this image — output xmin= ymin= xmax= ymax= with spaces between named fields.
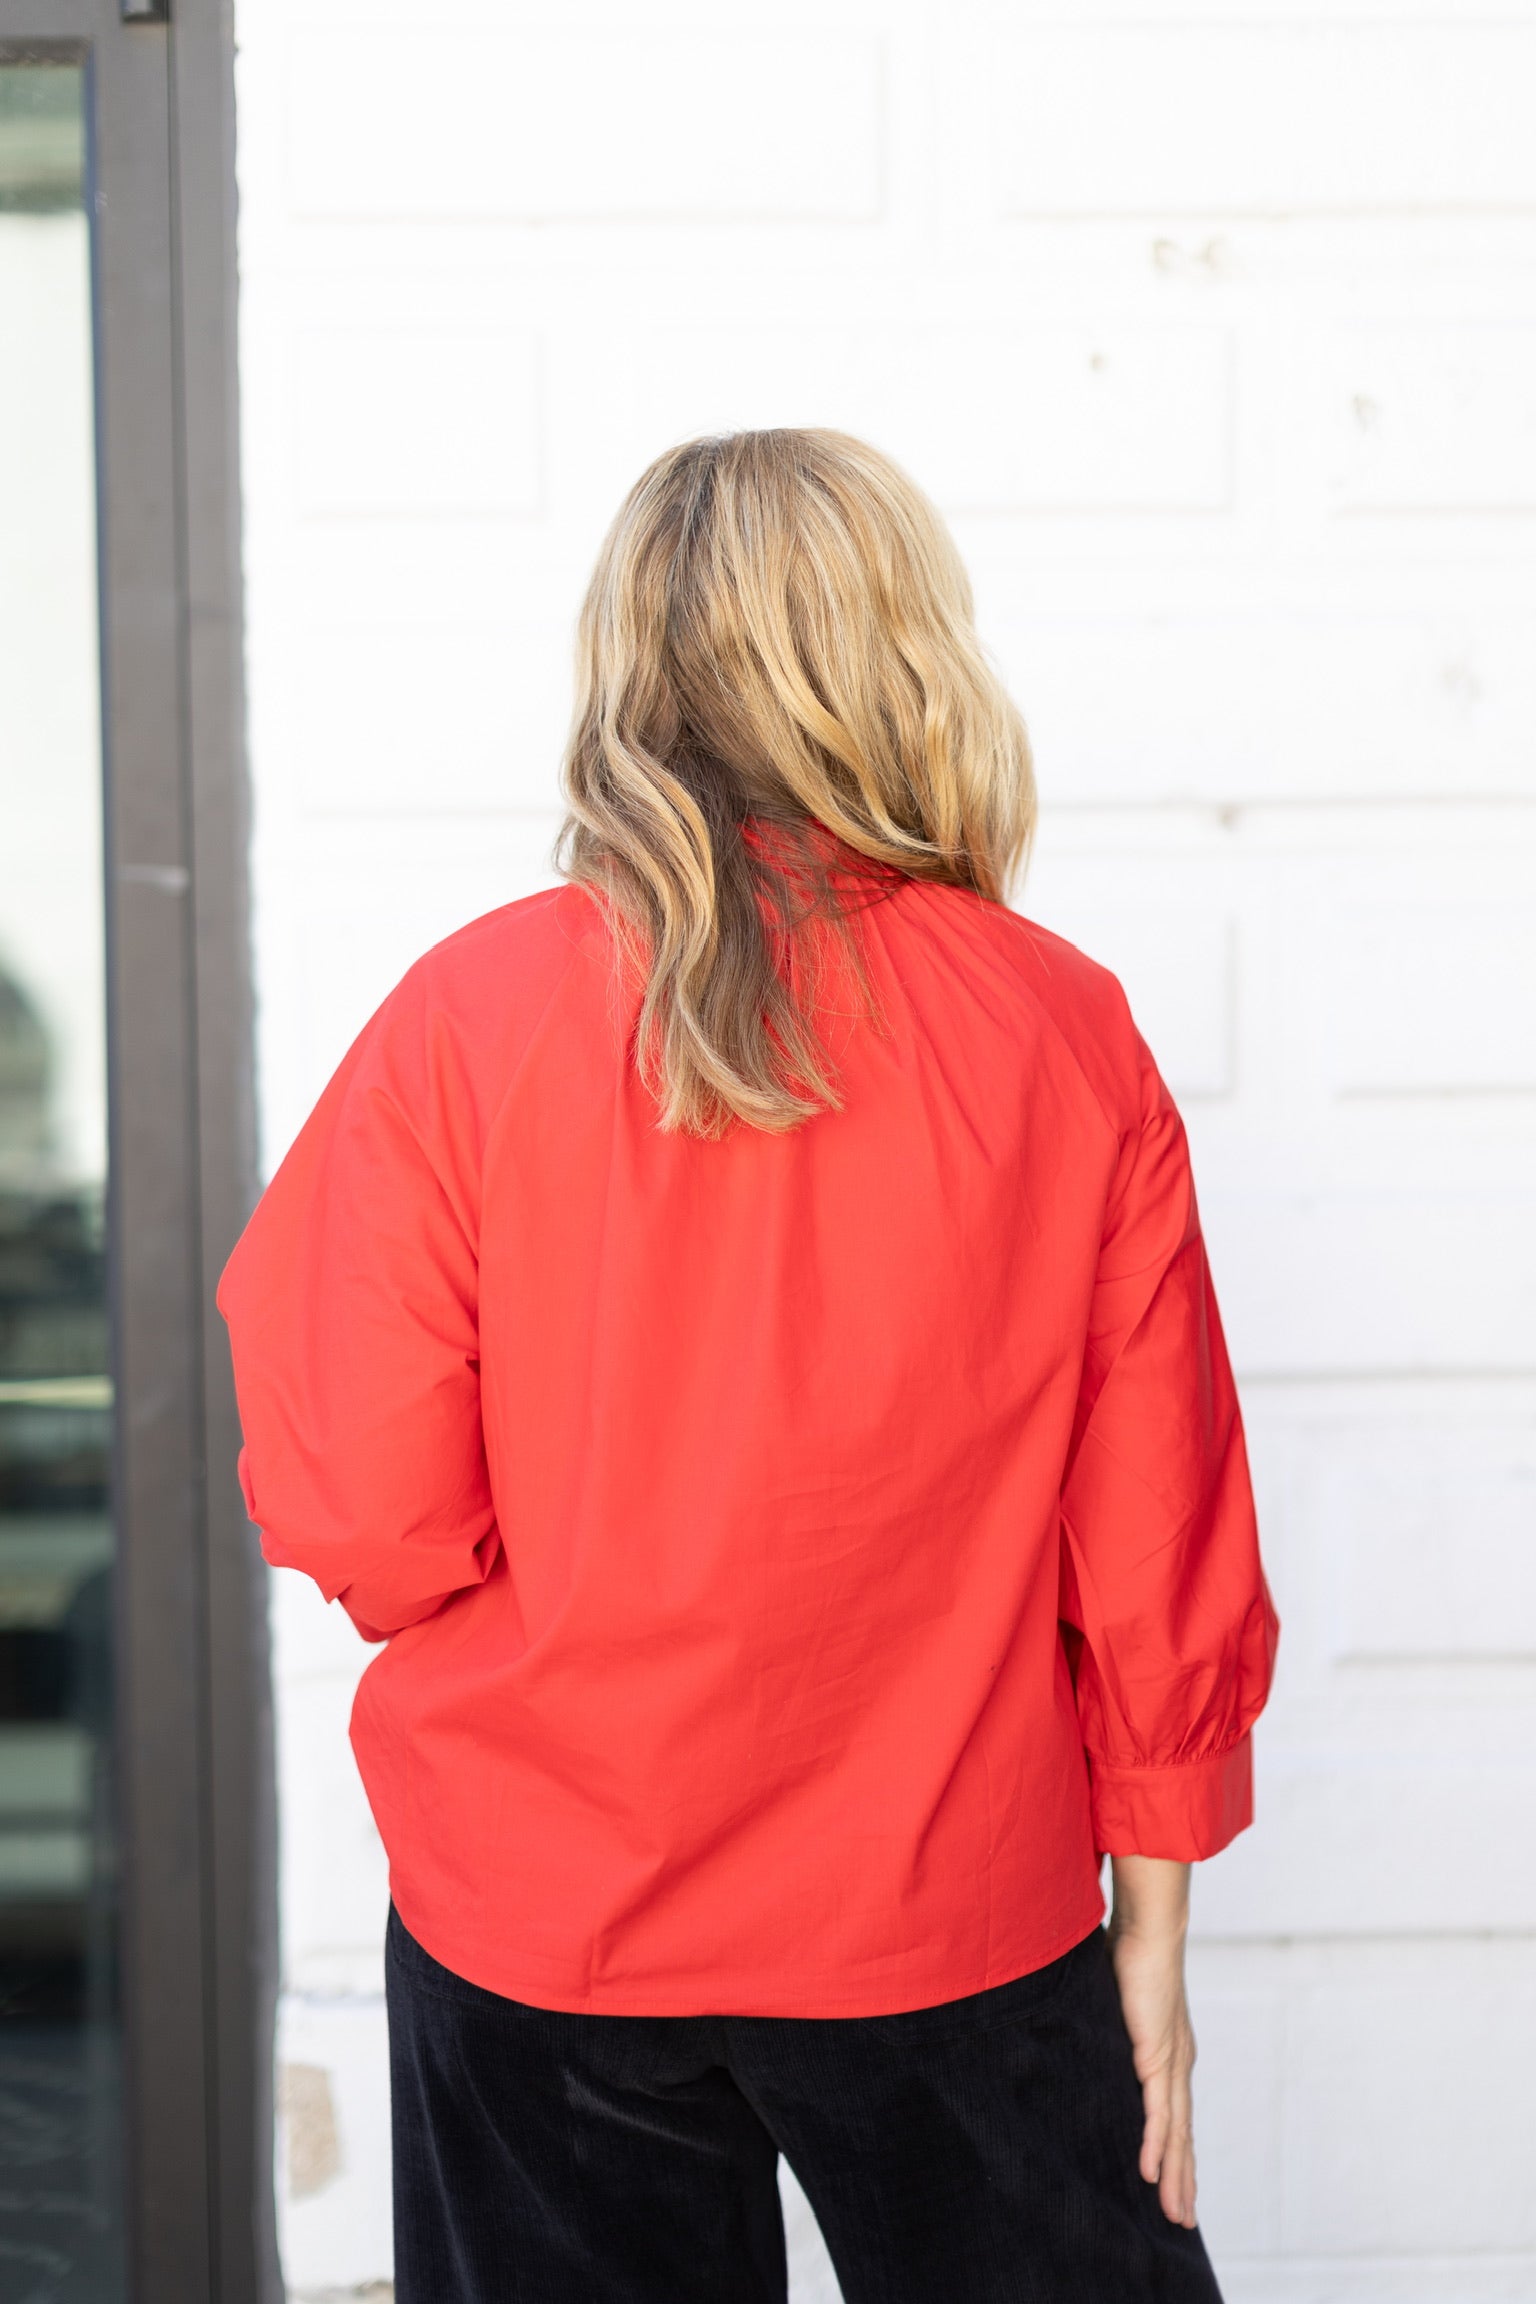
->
xmin=1088 ymin=1733 xmax=1254 ymax=1862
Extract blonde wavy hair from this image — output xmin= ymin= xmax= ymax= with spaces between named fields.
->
xmin=557 ymin=428 xmax=1036 ymax=1136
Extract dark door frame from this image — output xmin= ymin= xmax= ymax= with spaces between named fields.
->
xmin=0 ymin=6 xmax=275 ymax=2299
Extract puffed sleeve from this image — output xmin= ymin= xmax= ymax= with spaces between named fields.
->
xmin=215 ymin=963 xmax=499 ymax=1644
xmin=1058 ymin=1033 xmax=1280 ymax=1861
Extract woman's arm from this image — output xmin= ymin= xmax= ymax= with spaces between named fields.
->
xmin=216 ymin=961 xmax=500 ymax=1641
xmin=1058 ymin=1031 xmax=1278 ymax=1865
xmin=1108 ymin=1854 xmax=1198 ymax=2228
xmin=1057 ymin=1027 xmax=1278 ymax=2225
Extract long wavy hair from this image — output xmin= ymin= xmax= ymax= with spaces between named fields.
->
xmin=556 ymin=428 xmax=1036 ymax=1136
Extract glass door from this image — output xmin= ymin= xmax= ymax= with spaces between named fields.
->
xmin=0 ymin=5 xmax=270 ymax=2298
xmin=0 ymin=58 xmax=125 ymax=2300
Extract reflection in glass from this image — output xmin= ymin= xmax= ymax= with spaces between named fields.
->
xmin=0 ymin=62 xmax=126 ymax=2301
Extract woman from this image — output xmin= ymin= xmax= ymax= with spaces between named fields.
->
xmin=219 ymin=429 xmax=1279 ymax=2303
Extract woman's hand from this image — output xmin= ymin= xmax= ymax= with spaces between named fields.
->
xmin=1106 ymin=1854 xmax=1199 ymax=2229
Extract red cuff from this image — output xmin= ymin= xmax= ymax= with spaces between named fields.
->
xmin=1088 ymin=1733 xmax=1254 ymax=1861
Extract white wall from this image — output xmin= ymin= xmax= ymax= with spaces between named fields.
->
xmin=232 ymin=4 xmax=1536 ymax=2297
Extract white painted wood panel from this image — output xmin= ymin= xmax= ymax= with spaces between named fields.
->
xmin=289 ymin=32 xmax=886 ymax=221
xmin=293 ymin=324 xmax=544 ymax=516
xmin=990 ymin=24 xmax=1536 ymax=218
xmin=232 ymin=5 xmax=1536 ymax=2293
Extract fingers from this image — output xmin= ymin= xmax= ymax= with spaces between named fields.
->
xmin=1159 ymin=2121 xmax=1197 ymax=2228
xmin=1139 ymin=2063 xmax=1170 ymax=2187
xmin=1141 ymin=2042 xmax=1199 ymax=2227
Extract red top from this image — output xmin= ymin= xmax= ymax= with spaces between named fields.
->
xmin=217 ymin=864 xmax=1279 ymax=2017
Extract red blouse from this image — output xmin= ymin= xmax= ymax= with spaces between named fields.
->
xmin=217 ymin=868 xmax=1279 ymax=2017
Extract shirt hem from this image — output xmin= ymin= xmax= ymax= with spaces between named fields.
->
xmin=386 ymin=1876 xmax=1110 ymax=2020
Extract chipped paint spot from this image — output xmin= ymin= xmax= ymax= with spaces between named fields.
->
xmin=278 ymin=2062 xmax=342 ymax=2199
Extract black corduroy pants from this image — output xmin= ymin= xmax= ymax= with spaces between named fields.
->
xmin=386 ymin=1904 xmax=1224 ymax=2304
